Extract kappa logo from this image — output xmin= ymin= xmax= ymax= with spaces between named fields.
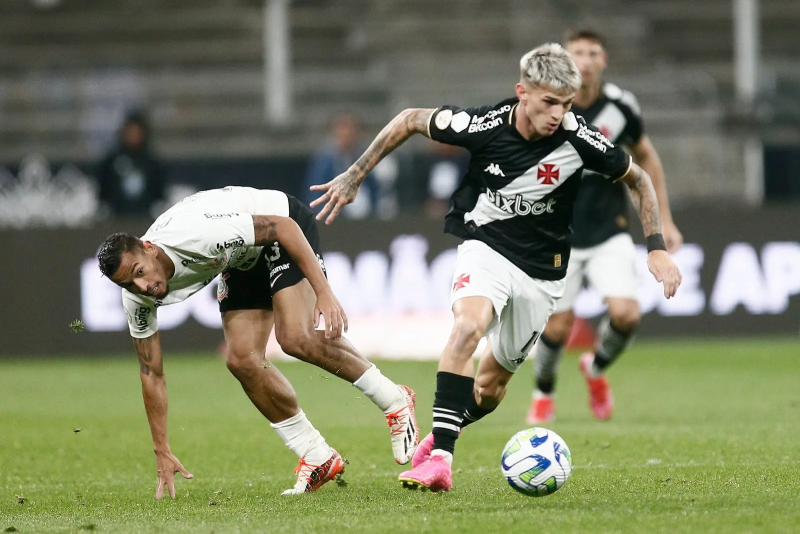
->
xmin=484 ymin=163 xmax=505 ymax=177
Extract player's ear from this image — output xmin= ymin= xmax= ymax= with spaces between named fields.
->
xmin=515 ymin=83 xmax=527 ymax=104
xmin=142 ymin=240 xmax=157 ymax=256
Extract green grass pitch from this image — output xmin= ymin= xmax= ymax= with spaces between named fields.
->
xmin=2 ymin=339 xmax=799 ymax=533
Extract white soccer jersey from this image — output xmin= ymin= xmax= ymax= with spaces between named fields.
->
xmin=122 ymin=187 xmax=290 ymax=338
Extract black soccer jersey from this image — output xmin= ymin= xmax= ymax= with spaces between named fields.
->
xmin=570 ymin=83 xmax=644 ymax=249
xmin=429 ymin=98 xmax=632 ymax=281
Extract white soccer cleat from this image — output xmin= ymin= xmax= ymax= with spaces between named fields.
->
xmin=386 ymin=385 xmax=420 ymax=464
xmin=281 ymin=448 xmax=346 ymax=495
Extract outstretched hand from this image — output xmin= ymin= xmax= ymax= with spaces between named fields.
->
xmin=309 ymin=169 xmax=362 ymax=225
xmin=155 ymin=450 xmax=193 ymax=500
xmin=314 ymin=290 xmax=349 ymax=340
xmin=647 ymin=250 xmax=682 ymax=299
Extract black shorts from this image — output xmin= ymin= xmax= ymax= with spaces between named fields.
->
xmin=217 ymin=195 xmax=326 ymax=312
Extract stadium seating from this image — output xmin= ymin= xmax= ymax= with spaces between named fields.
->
xmin=0 ymin=0 xmax=797 ymax=200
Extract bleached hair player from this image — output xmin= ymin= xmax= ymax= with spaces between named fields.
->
xmin=310 ymin=43 xmax=681 ymax=492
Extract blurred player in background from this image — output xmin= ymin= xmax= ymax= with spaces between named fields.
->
xmin=526 ymin=29 xmax=684 ymax=425
xmin=97 ymin=187 xmax=418 ymax=498
xmin=311 ymin=43 xmax=681 ymax=492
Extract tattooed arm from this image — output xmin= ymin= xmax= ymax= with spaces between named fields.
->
xmin=619 ymin=163 xmax=683 ymax=298
xmin=310 ymin=108 xmax=436 ymax=224
xmin=134 ymin=333 xmax=193 ymax=499
xmin=629 ymin=135 xmax=683 ymax=252
xmin=252 ymin=215 xmax=347 ymax=338
xmin=619 ymin=162 xmax=662 ymax=239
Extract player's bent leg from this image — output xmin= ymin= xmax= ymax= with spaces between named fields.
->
xmin=273 ymin=279 xmax=419 ymax=464
xmin=223 ymin=310 xmax=341 ymax=493
xmin=400 ymin=296 xmax=494 ymax=492
xmin=223 ymin=309 xmax=299 ymax=422
xmin=527 ymin=311 xmax=573 ymax=425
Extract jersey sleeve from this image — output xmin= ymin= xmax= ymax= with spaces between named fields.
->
xmin=428 ymin=104 xmax=501 ymax=152
xmin=123 ymin=290 xmax=158 ymax=338
xmin=573 ymin=117 xmax=632 ymax=181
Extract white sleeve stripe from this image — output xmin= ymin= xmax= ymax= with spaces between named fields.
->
xmin=432 ymin=422 xmax=461 ymax=432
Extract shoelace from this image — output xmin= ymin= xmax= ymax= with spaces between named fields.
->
xmin=386 ymin=408 xmax=408 ymax=436
xmin=293 ymin=458 xmax=323 ymax=480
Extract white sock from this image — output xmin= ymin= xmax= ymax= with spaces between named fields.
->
xmin=533 ymin=390 xmax=553 ymax=399
xmin=270 ymin=410 xmax=331 ymax=465
xmin=430 ymin=449 xmax=454 ymax=465
xmin=352 ymin=364 xmax=404 ymax=413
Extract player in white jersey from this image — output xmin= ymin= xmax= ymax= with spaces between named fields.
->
xmin=311 ymin=44 xmax=682 ymax=492
xmin=97 ymin=187 xmax=419 ymax=498
xmin=526 ymin=30 xmax=685 ymax=425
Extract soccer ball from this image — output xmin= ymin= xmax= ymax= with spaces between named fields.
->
xmin=500 ymin=427 xmax=572 ymax=497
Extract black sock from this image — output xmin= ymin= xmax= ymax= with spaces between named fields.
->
xmin=534 ymin=333 xmax=562 ymax=394
xmin=462 ymin=395 xmax=495 ymax=428
xmin=431 ymin=372 xmax=474 ymax=455
xmin=593 ymin=318 xmax=635 ymax=371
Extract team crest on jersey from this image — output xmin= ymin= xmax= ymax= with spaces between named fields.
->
xmin=537 ymin=163 xmax=560 ymax=185
xmin=452 ymin=273 xmax=470 ymax=292
xmin=217 ymin=273 xmax=230 ymax=302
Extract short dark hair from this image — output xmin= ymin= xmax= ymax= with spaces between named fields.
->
xmin=565 ymin=28 xmax=607 ymax=50
xmin=98 ymin=233 xmax=143 ymax=279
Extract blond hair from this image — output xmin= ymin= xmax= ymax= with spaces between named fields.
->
xmin=519 ymin=43 xmax=581 ymax=94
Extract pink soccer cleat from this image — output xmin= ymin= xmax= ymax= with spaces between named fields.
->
xmin=398 ymin=454 xmax=453 ymax=492
xmin=412 ymin=432 xmax=435 ymax=468
xmin=526 ymin=393 xmax=555 ymax=425
xmin=579 ymin=352 xmax=614 ymax=420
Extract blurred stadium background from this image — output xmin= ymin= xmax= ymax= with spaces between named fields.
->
xmin=0 ymin=0 xmax=797 ymax=356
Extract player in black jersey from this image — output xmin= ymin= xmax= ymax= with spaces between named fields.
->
xmin=526 ymin=30 xmax=685 ymax=426
xmin=311 ymin=43 xmax=681 ymax=492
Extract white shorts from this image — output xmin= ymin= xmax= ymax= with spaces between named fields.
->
xmin=556 ymin=233 xmax=639 ymax=313
xmin=450 ymin=240 xmax=565 ymax=374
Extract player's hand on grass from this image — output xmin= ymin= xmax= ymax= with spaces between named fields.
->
xmin=314 ymin=290 xmax=348 ymax=340
xmin=309 ymin=169 xmax=361 ymax=225
xmin=647 ymin=250 xmax=682 ymax=299
xmin=155 ymin=450 xmax=193 ymax=500
xmin=662 ymin=220 xmax=684 ymax=254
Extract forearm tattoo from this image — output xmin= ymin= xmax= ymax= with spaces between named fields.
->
xmin=254 ymin=216 xmax=279 ymax=244
xmin=134 ymin=338 xmax=154 ymax=376
xmin=351 ymin=109 xmax=433 ymax=183
xmin=626 ymin=165 xmax=662 ymax=237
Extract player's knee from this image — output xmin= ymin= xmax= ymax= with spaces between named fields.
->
xmin=475 ymin=378 xmax=508 ymax=409
xmin=544 ymin=312 xmax=574 ymax=344
xmin=609 ymin=304 xmax=641 ymax=332
xmin=225 ymin=348 xmax=259 ymax=379
xmin=274 ymin=328 xmax=314 ymax=359
xmin=449 ymin=315 xmax=486 ymax=355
